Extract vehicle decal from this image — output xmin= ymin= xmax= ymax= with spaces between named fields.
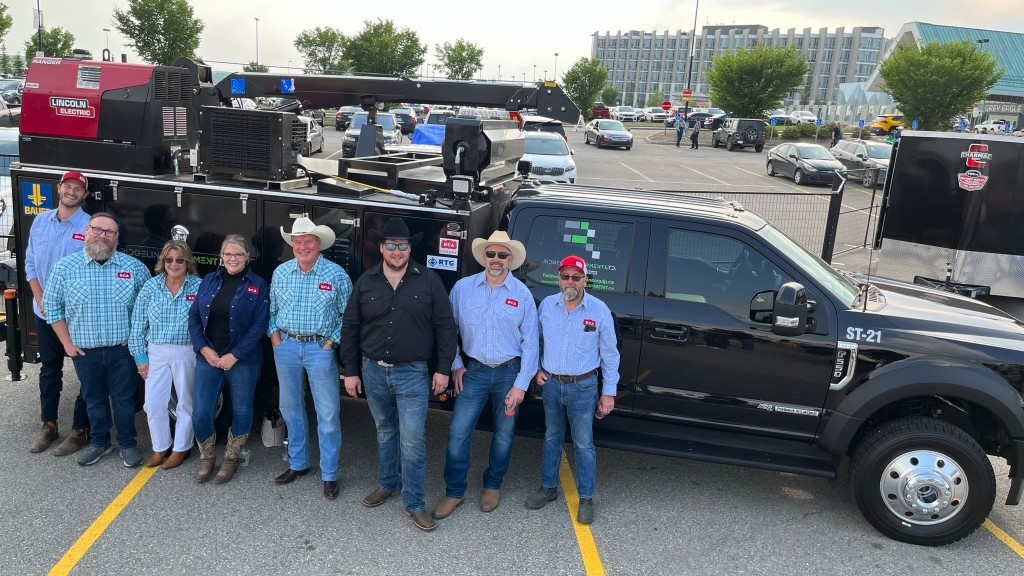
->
xmin=755 ymin=403 xmax=821 ymax=417
xmin=845 ymin=327 xmax=881 ymax=343
xmin=438 ymin=238 xmax=458 ymax=255
xmin=21 ymin=182 xmax=54 ymax=215
xmin=961 ymin=144 xmax=991 ymax=168
xmin=426 ymin=255 xmax=457 ymax=271
xmin=957 ymin=170 xmax=988 ymax=191
xmin=830 ymin=341 xmax=859 ymax=391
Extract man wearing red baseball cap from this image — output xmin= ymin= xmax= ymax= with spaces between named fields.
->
xmin=25 ymin=171 xmax=92 ymax=455
xmin=525 ymin=254 xmax=620 ymax=525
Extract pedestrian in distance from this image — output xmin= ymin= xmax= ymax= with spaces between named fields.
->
xmin=269 ymin=217 xmax=352 ymax=501
xmin=525 ymin=256 xmax=620 ymax=525
xmin=831 ymin=124 xmax=842 ymax=148
xmin=431 ymin=231 xmax=539 ymax=521
xmin=341 ymin=217 xmax=457 ymax=532
xmin=690 ymin=121 xmax=701 ymax=149
xmin=188 ymin=235 xmax=270 ymax=484
xmin=674 ymin=113 xmax=687 ymax=146
xmin=25 ymin=171 xmax=92 ymax=456
xmin=43 ymin=212 xmax=152 ymax=468
xmin=128 ymin=240 xmax=202 ymax=469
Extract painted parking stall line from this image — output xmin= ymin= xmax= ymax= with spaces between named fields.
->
xmin=559 ymin=451 xmax=606 ymax=576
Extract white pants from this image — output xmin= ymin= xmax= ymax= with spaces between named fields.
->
xmin=143 ymin=343 xmax=196 ymax=452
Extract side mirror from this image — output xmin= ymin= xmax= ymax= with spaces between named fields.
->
xmin=749 ymin=290 xmax=775 ymax=323
xmin=788 ymin=154 xmax=797 ymax=159
xmin=771 ymin=282 xmax=808 ymax=337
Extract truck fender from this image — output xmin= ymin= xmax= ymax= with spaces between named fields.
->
xmin=818 ymin=359 xmax=1024 ymax=456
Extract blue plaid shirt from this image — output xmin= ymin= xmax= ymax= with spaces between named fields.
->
xmin=268 ymin=255 xmax=353 ymax=343
xmin=538 ymin=290 xmax=620 ymax=396
xmin=129 ymin=274 xmax=202 ymax=365
xmin=24 ymin=207 xmax=90 ymax=319
xmin=450 ymin=271 xmax=539 ymax=391
xmin=43 ymin=250 xmax=152 ymax=348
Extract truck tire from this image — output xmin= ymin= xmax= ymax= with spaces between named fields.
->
xmin=850 ymin=417 xmax=995 ymax=546
xmin=754 ymin=144 xmax=764 ymax=153
xmin=726 ymin=138 xmax=735 ymax=152
xmin=712 ymin=135 xmax=720 ymax=148
xmin=585 ymin=133 xmax=590 ymax=145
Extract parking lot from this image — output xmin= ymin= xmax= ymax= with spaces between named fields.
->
xmin=6 ymin=126 xmax=1023 ymax=575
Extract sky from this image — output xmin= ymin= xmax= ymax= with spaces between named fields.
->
xmin=6 ymin=0 xmax=1024 ymax=81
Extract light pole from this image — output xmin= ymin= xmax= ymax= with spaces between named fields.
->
xmin=685 ymin=0 xmax=700 ymax=103
xmin=498 ymin=65 xmax=502 ymax=81
xmin=287 ymin=60 xmax=292 ymax=74
xmin=254 ymin=17 xmax=260 ymax=67
xmin=102 ymin=28 xmax=110 ymax=51
xmin=533 ymin=64 xmax=536 ymax=82
xmin=553 ymin=53 xmax=559 ymax=80
xmin=544 ymin=69 xmax=547 ymax=81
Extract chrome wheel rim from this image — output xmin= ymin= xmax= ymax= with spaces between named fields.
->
xmin=879 ymin=450 xmax=968 ymax=525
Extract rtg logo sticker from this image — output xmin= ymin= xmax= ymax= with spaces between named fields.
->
xmin=49 ymin=96 xmax=96 ymax=118
xmin=22 ymin=182 xmax=54 ymax=215
xmin=960 ymin=144 xmax=992 ymax=169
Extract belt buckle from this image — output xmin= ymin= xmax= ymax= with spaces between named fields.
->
xmin=376 ymin=359 xmax=394 ymax=368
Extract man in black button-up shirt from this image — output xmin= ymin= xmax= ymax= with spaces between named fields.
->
xmin=340 ymin=217 xmax=456 ymax=532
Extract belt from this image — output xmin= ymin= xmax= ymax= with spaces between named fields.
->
xmin=468 ymin=356 xmax=520 ymax=369
xmin=368 ymin=358 xmax=422 ymax=368
xmin=548 ymin=368 xmax=598 ymax=383
xmin=280 ymin=330 xmax=324 ymax=343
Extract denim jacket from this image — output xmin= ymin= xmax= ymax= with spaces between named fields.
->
xmin=188 ymin=266 xmax=270 ymax=365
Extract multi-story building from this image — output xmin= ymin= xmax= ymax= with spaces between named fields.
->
xmin=592 ymin=26 xmax=886 ymax=108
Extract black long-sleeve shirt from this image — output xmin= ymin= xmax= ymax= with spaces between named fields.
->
xmin=339 ymin=261 xmax=456 ymax=377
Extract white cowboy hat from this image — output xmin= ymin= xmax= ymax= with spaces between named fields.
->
xmin=471 ymin=231 xmax=527 ymax=269
xmin=280 ymin=217 xmax=336 ymax=249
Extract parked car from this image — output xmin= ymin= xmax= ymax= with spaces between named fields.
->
xmin=296 ymin=115 xmax=324 ymax=156
xmin=0 ymin=127 xmax=17 ymax=258
xmin=390 ymin=107 xmax=417 ymax=134
xmin=334 ymin=106 xmax=362 ymax=131
xmin=583 ymin=119 xmax=633 ymax=150
xmin=591 ymin=102 xmax=611 ymax=120
xmin=342 ymin=112 xmax=402 ymax=157
xmin=0 ymin=97 xmax=19 ymax=127
xmin=424 ymin=109 xmax=457 ymax=125
xmin=0 ymin=79 xmax=24 ymax=105
xmin=869 ymin=113 xmax=904 ymax=135
xmin=768 ymin=114 xmax=798 ymax=126
xmin=791 ymin=110 xmax=819 ymax=124
xmin=830 ymin=139 xmax=892 ymax=188
xmin=642 ymin=107 xmax=668 ymax=123
xmin=522 ymin=115 xmax=567 ymax=141
xmin=703 ymin=113 xmax=730 ymax=131
xmin=612 ymin=106 xmax=638 ymax=122
xmin=974 ymin=119 xmax=1012 ymax=133
xmin=765 ymin=142 xmax=843 ymax=185
xmin=711 ymin=118 xmax=766 ymax=152
xmin=521 ymin=131 xmax=577 ymax=184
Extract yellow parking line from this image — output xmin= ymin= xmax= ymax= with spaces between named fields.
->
xmin=984 ymin=518 xmax=1024 ymax=559
xmin=48 ymin=466 xmax=158 ymax=576
xmin=559 ymin=452 xmax=606 ymax=576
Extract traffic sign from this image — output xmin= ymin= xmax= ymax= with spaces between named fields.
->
xmin=661 ymin=100 xmax=672 ymax=111
xmin=1005 ymin=123 xmax=1012 ymax=133
xmin=912 ymin=119 xmax=919 ymax=129
xmin=815 ymin=118 xmax=823 ymax=126
xmin=858 ymin=119 xmax=865 ymax=128
xmin=682 ymin=88 xmax=692 ymax=102
xmin=769 ymin=117 xmax=778 ymax=126
xmin=960 ymin=119 xmax=967 ymax=130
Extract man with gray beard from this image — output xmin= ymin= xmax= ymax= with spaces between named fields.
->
xmin=525 ymin=255 xmax=619 ymax=525
xmin=43 ymin=212 xmax=151 ymax=467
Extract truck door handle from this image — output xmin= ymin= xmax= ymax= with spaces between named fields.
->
xmin=651 ymin=324 xmax=690 ymax=342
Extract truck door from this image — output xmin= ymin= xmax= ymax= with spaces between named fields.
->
xmin=634 ymin=220 xmax=836 ymax=439
xmin=361 ymin=211 xmax=467 ymax=290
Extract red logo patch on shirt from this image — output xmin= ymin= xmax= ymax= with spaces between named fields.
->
xmin=117 ymin=271 xmax=131 ymax=279
xmin=246 ymin=286 xmax=259 ymax=295
xmin=186 ymin=294 xmax=196 ymax=302
xmin=505 ymin=298 xmax=519 ymax=308
xmin=318 ymin=282 xmax=333 ymax=291
xmin=583 ymin=318 xmax=597 ymax=328
xmin=72 ymin=233 xmax=86 ymax=241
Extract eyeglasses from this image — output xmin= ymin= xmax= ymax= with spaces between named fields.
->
xmin=559 ymin=273 xmax=585 ymax=282
xmin=484 ymin=251 xmax=511 ymax=260
xmin=87 ymin=225 xmax=117 ymax=238
xmin=221 ymin=252 xmax=247 ymax=260
xmin=163 ymin=257 xmax=186 ymax=265
xmin=383 ymin=242 xmax=410 ymax=252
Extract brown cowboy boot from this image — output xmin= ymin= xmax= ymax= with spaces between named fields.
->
xmin=29 ymin=422 xmax=58 ymax=453
xmin=214 ymin=431 xmax=248 ymax=485
xmin=195 ymin=434 xmax=217 ymax=484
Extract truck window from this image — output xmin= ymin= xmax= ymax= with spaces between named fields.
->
xmin=523 ymin=215 xmax=633 ymax=294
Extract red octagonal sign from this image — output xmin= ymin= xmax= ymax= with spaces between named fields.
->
xmin=661 ymin=100 xmax=672 ymax=111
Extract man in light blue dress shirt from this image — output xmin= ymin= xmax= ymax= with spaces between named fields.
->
xmin=432 ymin=231 xmax=539 ymax=521
xmin=525 ymin=255 xmax=619 ymax=525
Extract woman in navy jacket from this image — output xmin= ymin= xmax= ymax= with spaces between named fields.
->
xmin=188 ymin=234 xmax=270 ymax=484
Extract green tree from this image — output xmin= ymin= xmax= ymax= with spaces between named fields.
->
xmin=0 ymin=46 xmax=9 ymax=76
xmin=344 ymin=19 xmax=425 ymax=76
xmin=562 ymin=58 xmax=608 ymax=120
xmin=23 ymin=27 xmax=75 ymax=62
xmin=243 ymin=61 xmax=268 ymax=72
xmin=600 ymin=86 xmax=619 ymax=106
xmin=706 ymin=45 xmax=807 ymax=118
xmin=434 ymin=39 xmax=483 ymax=80
xmin=11 ymin=53 xmax=23 ymax=75
xmin=294 ymin=26 xmax=348 ymax=74
xmin=645 ymin=88 xmax=665 ymax=107
xmin=879 ymin=40 xmax=1002 ymax=131
xmin=0 ymin=3 xmax=13 ymax=46
xmin=113 ymin=0 xmax=203 ymax=65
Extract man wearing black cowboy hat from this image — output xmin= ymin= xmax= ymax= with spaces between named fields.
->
xmin=340 ymin=217 xmax=457 ymax=532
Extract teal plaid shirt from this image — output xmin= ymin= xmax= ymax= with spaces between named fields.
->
xmin=129 ymin=274 xmax=202 ymax=365
xmin=268 ymin=255 xmax=353 ymax=343
xmin=43 ymin=250 xmax=152 ymax=348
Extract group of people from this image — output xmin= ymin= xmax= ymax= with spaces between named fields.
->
xmin=674 ymin=115 xmax=702 ymax=149
xmin=26 ymin=172 xmax=621 ymax=532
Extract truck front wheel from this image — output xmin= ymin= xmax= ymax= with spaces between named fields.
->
xmin=850 ymin=417 xmax=995 ymax=546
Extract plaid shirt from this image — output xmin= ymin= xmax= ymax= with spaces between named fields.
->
xmin=538 ymin=290 xmax=620 ymax=396
xmin=43 ymin=250 xmax=151 ymax=348
xmin=129 ymin=274 xmax=202 ymax=364
xmin=269 ymin=255 xmax=353 ymax=343
xmin=23 ymin=207 xmax=90 ymax=318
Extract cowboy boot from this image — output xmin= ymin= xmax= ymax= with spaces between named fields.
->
xmin=195 ymin=434 xmax=217 ymax=484
xmin=214 ymin=431 xmax=249 ymax=485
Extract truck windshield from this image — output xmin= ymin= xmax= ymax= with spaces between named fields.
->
xmin=760 ymin=225 xmax=859 ymax=306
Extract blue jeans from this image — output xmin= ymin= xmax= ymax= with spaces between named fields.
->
xmin=361 ymin=358 xmax=429 ymax=512
xmin=192 ymin=356 xmax=260 ymax=440
xmin=38 ymin=317 xmax=89 ymax=428
xmin=274 ymin=337 xmax=341 ymax=480
xmin=443 ymin=359 xmax=520 ymax=498
xmin=71 ymin=345 xmax=137 ymax=449
xmin=541 ymin=374 xmax=599 ymax=499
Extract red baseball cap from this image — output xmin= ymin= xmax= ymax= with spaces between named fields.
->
xmin=558 ymin=255 xmax=587 ymax=275
xmin=60 ymin=171 xmax=88 ymax=188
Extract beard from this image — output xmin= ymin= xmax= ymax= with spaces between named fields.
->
xmin=384 ymin=258 xmax=407 ymax=272
xmin=561 ymin=286 xmax=581 ymax=302
xmin=85 ymin=239 xmax=115 ymax=262
xmin=487 ymin=265 xmax=507 ymax=278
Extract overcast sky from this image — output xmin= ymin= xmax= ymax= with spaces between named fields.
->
xmin=6 ymin=0 xmax=1023 ymax=81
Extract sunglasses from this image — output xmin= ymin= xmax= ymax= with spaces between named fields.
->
xmin=559 ymin=273 xmax=585 ymax=282
xmin=384 ymin=242 xmax=410 ymax=252
xmin=163 ymin=257 xmax=186 ymax=264
xmin=484 ymin=251 xmax=511 ymax=260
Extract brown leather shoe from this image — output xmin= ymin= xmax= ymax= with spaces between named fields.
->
xmin=146 ymin=449 xmax=171 ymax=468
xmin=480 ymin=488 xmax=501 ymax=513
xmin=403 ymin=509 xmax=437 ymax=532
xmin=361 ymin=488 xmax=394 ymax=508
xmin=323 ymin=481 xmax=339 ymax=500
xmin=29 ymin=422 xmax=58 ymax=453
xmin=274 ymin=467 xmax=311 ymax=485
xmin=162 ymin=449 xmax=191 ymax=470
xmin=430 ymin=496 xmax=463 ymax=519
xmin=52 ymin=429 xmax=90 ymax=457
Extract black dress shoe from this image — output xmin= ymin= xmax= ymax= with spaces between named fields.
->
xmin=323 ymin=480 xmax=339 ymax=500
xmin=274 ymin=467 xmax=311 ymax=485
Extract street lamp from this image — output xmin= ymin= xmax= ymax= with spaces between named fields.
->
xmin=498 ymin=65 xmax=501 ymax=81
xmin=288 ymin=60 xmax=292 ymax=74
xmin=254 ymin=17 xmax=260 ymax=66
xmin=977 ymin=38 xmax=990 ymax=47
xmin=553 ymin=53 xmax=559 ymax=80
xmin=544 ymin=69 xmax=547 ymax=81
xmin=533 ymin=64 xmax=536 ymax=82
xmin=102 ymin=28 xmax=110 ymax=51
xmin=686 ymin=0 xmax=700 ymax=100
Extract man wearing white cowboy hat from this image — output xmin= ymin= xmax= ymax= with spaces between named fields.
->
xmin=431 ymin=231 xmax=538 ymax=521
xmin=268 ymin=217 xmax=352 ymax=500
